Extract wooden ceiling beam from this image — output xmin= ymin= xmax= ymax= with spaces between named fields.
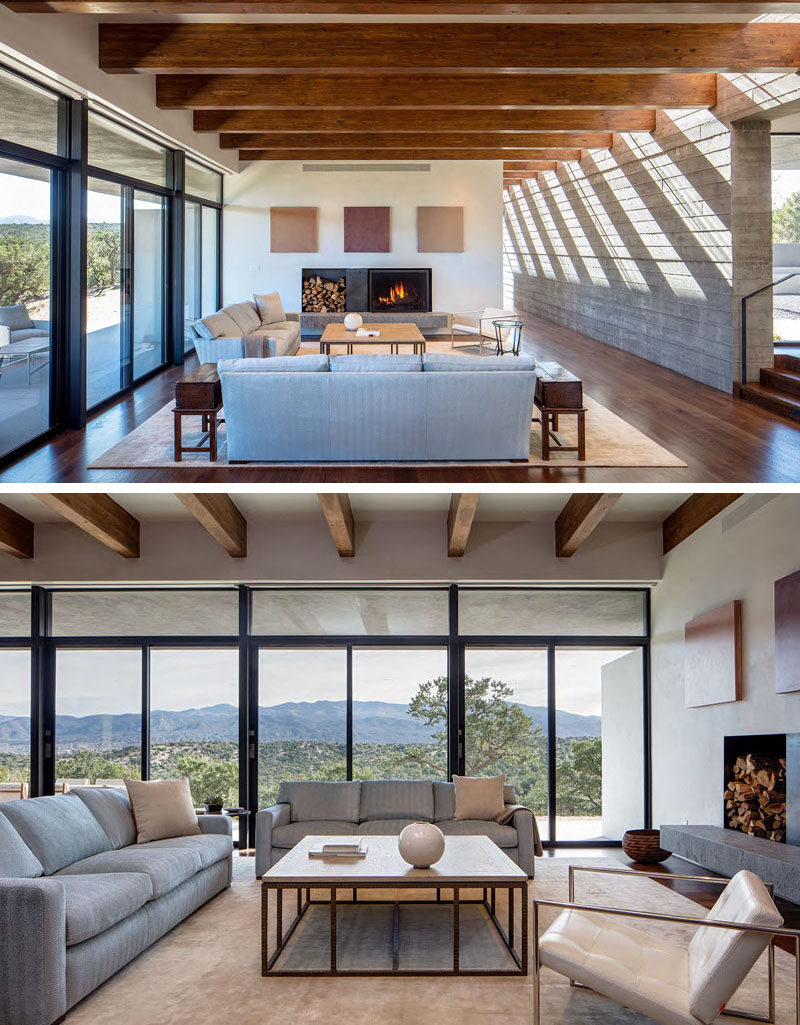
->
xmin=318 ymin=493 xmax=355 ymax=558
xmin=10 ymin=2 xmax=800 ymax=14
xmin=447 ymin=494 xmax=480 ymax=558
xmin=219 ymin=131 xmax=614 ymax=150
xmin=100 ymin=22 xmax=800 ymax=74
xmin=194 ymin=109 xmax=657 ymax=134
xmin=157 ymin=73 xmax=717 ymax=110
xmin=177 ymin=494 xmax=247 ymax=558
xmin=504 ymin=160 xmax=558 ymax=171
xmin=662 ymin=494 xmax=744 ymax=555
xmin=555 ymin=493 xmax=622 ymax=558
xmin=35 ymin=494 xmax=140 ymax=558
xmin=240 ymin=148 xmax=581 ymax=160
xmin=0 ymin=503 xmax=34 ymax=560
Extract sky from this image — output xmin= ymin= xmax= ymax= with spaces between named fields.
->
xmin=1 ymin=646 xmax=634 ymax=719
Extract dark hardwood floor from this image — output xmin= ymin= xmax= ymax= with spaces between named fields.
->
xmin=2 ymin=315 xmax=799 ymax=483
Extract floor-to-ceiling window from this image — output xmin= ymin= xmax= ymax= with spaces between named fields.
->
xmin=0 ymin=69 xmax=64 ymax=460
xmin=183 ymin=158 xmax=222 ymax=353
xmin=0 ymin=590 xmax=32 ymax=796
xmin=771 ymin=133 xmax=800 ymax=352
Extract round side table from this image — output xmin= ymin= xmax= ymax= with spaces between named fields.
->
xmin=492 ymin=319 xmax=523 ymax=356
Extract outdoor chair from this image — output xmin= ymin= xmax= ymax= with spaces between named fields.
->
xmin=93 ymin=778 xmax=127 ymax=788
xmin=533 ymin=866 xmax=799 ymax=1025
xmin=55 ymin=777 xmax=90 ymax=793
xmin=0 ymin=781 xmax=28 ymax=802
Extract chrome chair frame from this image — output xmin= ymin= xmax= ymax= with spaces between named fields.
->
xmin=533 ymin=865 xmax=800 ymax=1025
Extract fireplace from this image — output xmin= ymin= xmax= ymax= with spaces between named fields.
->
xmin=724 ymin=734 xmax=787 ymax=842
xmin=368 ymin=269 xmax=432 ymax=313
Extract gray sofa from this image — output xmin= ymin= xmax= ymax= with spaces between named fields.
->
xmin=220 ymin=352 xmax=537 ymax=462
xmin=255 ymin=780 xmax=539 ymax=879
xmin=190 ymin=299 xmax=301 ymax=364
xmin=0 ymin=789 xmax=233 ymax=1025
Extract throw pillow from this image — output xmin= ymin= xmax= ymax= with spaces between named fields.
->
xmin=124 ymin=778 xmax=200 ymax=844
xmin=452 ymin=774 xmax=506 ymax=821
xmin=0 ymin=303 xmax=34 ymax=331
xmin=196 ymin=310 xmax=240 ymax=340
xmin=254 ymin=291 xmax=286 ymax=325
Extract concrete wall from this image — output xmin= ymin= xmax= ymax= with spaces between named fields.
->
xmin=651 ymin=495 xmax=800 ymax=830
xmin=601 ymin=649 xmax=645 ymax=839
xmin=223 ymin=160 xmax=503 ymax=313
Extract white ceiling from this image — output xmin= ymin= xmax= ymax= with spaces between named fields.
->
xmin=1 ymin=491 xmax=694 ymax=525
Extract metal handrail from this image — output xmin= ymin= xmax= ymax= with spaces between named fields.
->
xmin=741 ymin=272 xmax=800 ymax=385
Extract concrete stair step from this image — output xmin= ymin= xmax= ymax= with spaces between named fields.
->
xmin=739 ymin=382 xmax=800 ymax=423
xmin=760 ymin=366 xmax=800 ymax=398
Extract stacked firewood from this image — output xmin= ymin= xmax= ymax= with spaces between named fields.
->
xmin=302 ymin=275 xmax=346 ymax=313
xmin=725 ymin=753 xmax=787 ymax=841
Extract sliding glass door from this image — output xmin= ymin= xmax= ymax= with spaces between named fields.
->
xmin=132 ymin=191 xmax=166 ymax=380
xmin=183 ymin=195 xmax=221 ymax=353
xmin=86 ymin=178 xmax=124 ymax=409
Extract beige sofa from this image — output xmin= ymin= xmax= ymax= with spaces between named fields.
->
xmin=190 ymin=299 xmax=301 ymax=363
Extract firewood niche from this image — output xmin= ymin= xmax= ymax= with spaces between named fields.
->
xmin=724 ymin=734 xmax=787 ymax=842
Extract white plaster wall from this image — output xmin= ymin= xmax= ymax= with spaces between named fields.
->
xmin=0 ymin=519 xmax=661 ymax=586
xmin=601 ymin=649 xmax=645 ymax=839
xmin=0 ymin=7 xmax=235 ymax=171
xmin=222 ymin=160 xmax=503 ymax=313
xmin=651 ymin=495 xmax=800 ymax=830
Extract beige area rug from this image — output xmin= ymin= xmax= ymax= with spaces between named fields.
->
xmin=67 ymin=856 xmax=795 ymax=1025
xmin=89 ymin=350 xmax=686 ymax=470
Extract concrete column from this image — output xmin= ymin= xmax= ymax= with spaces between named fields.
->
xmin=730 ymin=120 xmax=774 ymax=384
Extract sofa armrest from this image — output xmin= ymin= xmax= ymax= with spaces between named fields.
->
xmin=512 ymin=808 xmax=542 ymax=878
xmin=255 ymin=803 xmax=291 ymax=877
xmin=198 ymin=815 xmax=233 ymax=837
xmin=0 ymin=878 xmax=67 ymax=1025
xmin=33 ymin=320 xmax=49 ymax=331
xmin=285 ymin=312 xmax=300 ymax=323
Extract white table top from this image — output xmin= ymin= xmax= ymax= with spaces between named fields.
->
xmin=262 ymin=835 xmax=527 ymax=886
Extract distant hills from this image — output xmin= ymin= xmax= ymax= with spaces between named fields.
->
xmin=0 ymin=215 xmax=48 ymax=224
xmin=0 ymin=700 xmax=600 ymax=751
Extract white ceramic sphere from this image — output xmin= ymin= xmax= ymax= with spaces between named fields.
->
xmin=398 ymin=822 xmax=445 ymax=869
xmin=344 ymin=313 xmax=363 ymax=331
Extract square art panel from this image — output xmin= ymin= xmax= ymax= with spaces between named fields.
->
xmin=344 ymin=206 xmax=390 ymax=253
xmin=684 ymin=600 xmax=743 ymax=708
xmin=417 ymin=206 xmax=464 ymax=253
xmin=776 ymin=568 xmax=800 ymax=693
xmin=270 ymin=206 xmax=318 ymax=253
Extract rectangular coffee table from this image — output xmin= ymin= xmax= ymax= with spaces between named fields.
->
xmin=261 ymin=835 xmax=528 ymax=977
xmin=319 ymin=322 xmax=426 ymax=355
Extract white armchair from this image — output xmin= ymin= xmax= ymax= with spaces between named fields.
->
xmin=449 ymin=307 xmax=519 ymax=354
xmin=534 ymin=866 xmax=797 ymax=1025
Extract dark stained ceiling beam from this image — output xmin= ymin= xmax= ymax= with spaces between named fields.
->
xmin=662 ymin=494 xmax=744 ymax=555
xmin=239 ymin=147 xmax=583 ymax=161
xmin=219 ymin=131 xmax=614 ymax=150
xmin=194 ymin=109 xmax=658 ymax=134
xmin=504 ymin=160 xmax=558 ymax=171
xmin=156 ymin=73 xmax=717 ymax=110
xmin=555 ymin=493 xmax=623 ymax=557
xmin=35 ymin=494 xmax=140 ymax=558
xmin=99 ymin=22 xmax=800 ymax=74
xmin=318 ymin=493 xmax=355 ymax=558
xmin=0 ymin=503 xmax=34 ymax=560
xmin=10 ymin=1 xmax=800 ymax=12
xmin=447 ymin=494 xmax=480 ymax=558
xmin=177 ymin=494 xmax=247 ymax=558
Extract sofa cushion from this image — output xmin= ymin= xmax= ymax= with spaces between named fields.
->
xmin=219 ymin=354 xmax=328 ymax=374
xmin=145 ymin=834 xmax=233 ymax=869
xmin=195 ymin=310 xmax=241 ymax=340
xmin=359 ymin=781 xmax=434 ymax=823
xmin=277 ymin=781 xmax=362 ymax=823
xmin=358 ymin=818 xmax=415 ymax=836
xmin=0 ymin=794 xmax=112 ymax=875
xmin=57 ymin=845 xmax=200 ymax=899
xmin=224 ymin=301 xmax=260 ymax=334
xmin=0 ymin=811 xmax=44 ymax=878
xmin=60 ymin=872 xmax=153 ymax=946
xmin=254 ymin=291 xmax=285 ymax=325
xmin=272 ymin=821 xmax=358 ymax=849
xmin=437 ymin=819 xmax=518 ymax=848
xmin=125 ymin=778 xmax=201 ymax=843
xmin=330 ymin=354 xmax=421 ymax=373
xmin=0 ymin=303 xmax=34 ymax=330
xmin=10 ymin=328 xmax=49 ymax=343
xmin=423 ymin=353 xmax=535 ymax=372
xmin=432 ymin=781 xmax=455 ymax=822
xmin=72 ymin=786 xmax=137 ymax=850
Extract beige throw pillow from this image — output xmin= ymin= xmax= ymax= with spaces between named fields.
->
xmin=125 ymin=778 xmax=200 ymax=844
xmin=452 ymin=774 xmax=506 ymax=821
xmin=254 ymin=291 xmax=286 ymax=325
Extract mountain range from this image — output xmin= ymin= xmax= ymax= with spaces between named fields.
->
xmin=0 ymin=215 xmax=48 ymax=224
xmin=0 ymin=700 xmax=600 ymax=751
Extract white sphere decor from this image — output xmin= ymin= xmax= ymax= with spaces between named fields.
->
xmin=398 ymin=822 xmax=445 ymax=869
xmin=344 ymin=313 xmax=363 ymax=331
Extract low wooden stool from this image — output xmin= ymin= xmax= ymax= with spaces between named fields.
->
xmin=534 ymin=362 xmax=586 ymax=461
xmin=174 ymin=363 xmax=223 ymax=462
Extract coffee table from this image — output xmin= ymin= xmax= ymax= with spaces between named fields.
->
xmin=261 ymin=834 xmax=528 ymax=977
xmin=319 ymin=322 xmax=426 ymax=355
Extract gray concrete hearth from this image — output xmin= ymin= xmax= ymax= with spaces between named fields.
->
xmin=661 ymin=824 xmax=800 ymax=903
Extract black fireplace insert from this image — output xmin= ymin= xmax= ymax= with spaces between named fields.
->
xmin=368 ymin=269 xmax=432 ymax=313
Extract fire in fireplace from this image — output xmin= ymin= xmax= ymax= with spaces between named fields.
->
xmin=724 ymin=734 xmax=787 ymax=842
xmin=368 ymin=269 xmax=432 ymax=313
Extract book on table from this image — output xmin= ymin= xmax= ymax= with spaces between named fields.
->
xmin=308 ymin=839 xmax=368 ymax=858
xmin=355 ymin=328 xmax=380 ymax=338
